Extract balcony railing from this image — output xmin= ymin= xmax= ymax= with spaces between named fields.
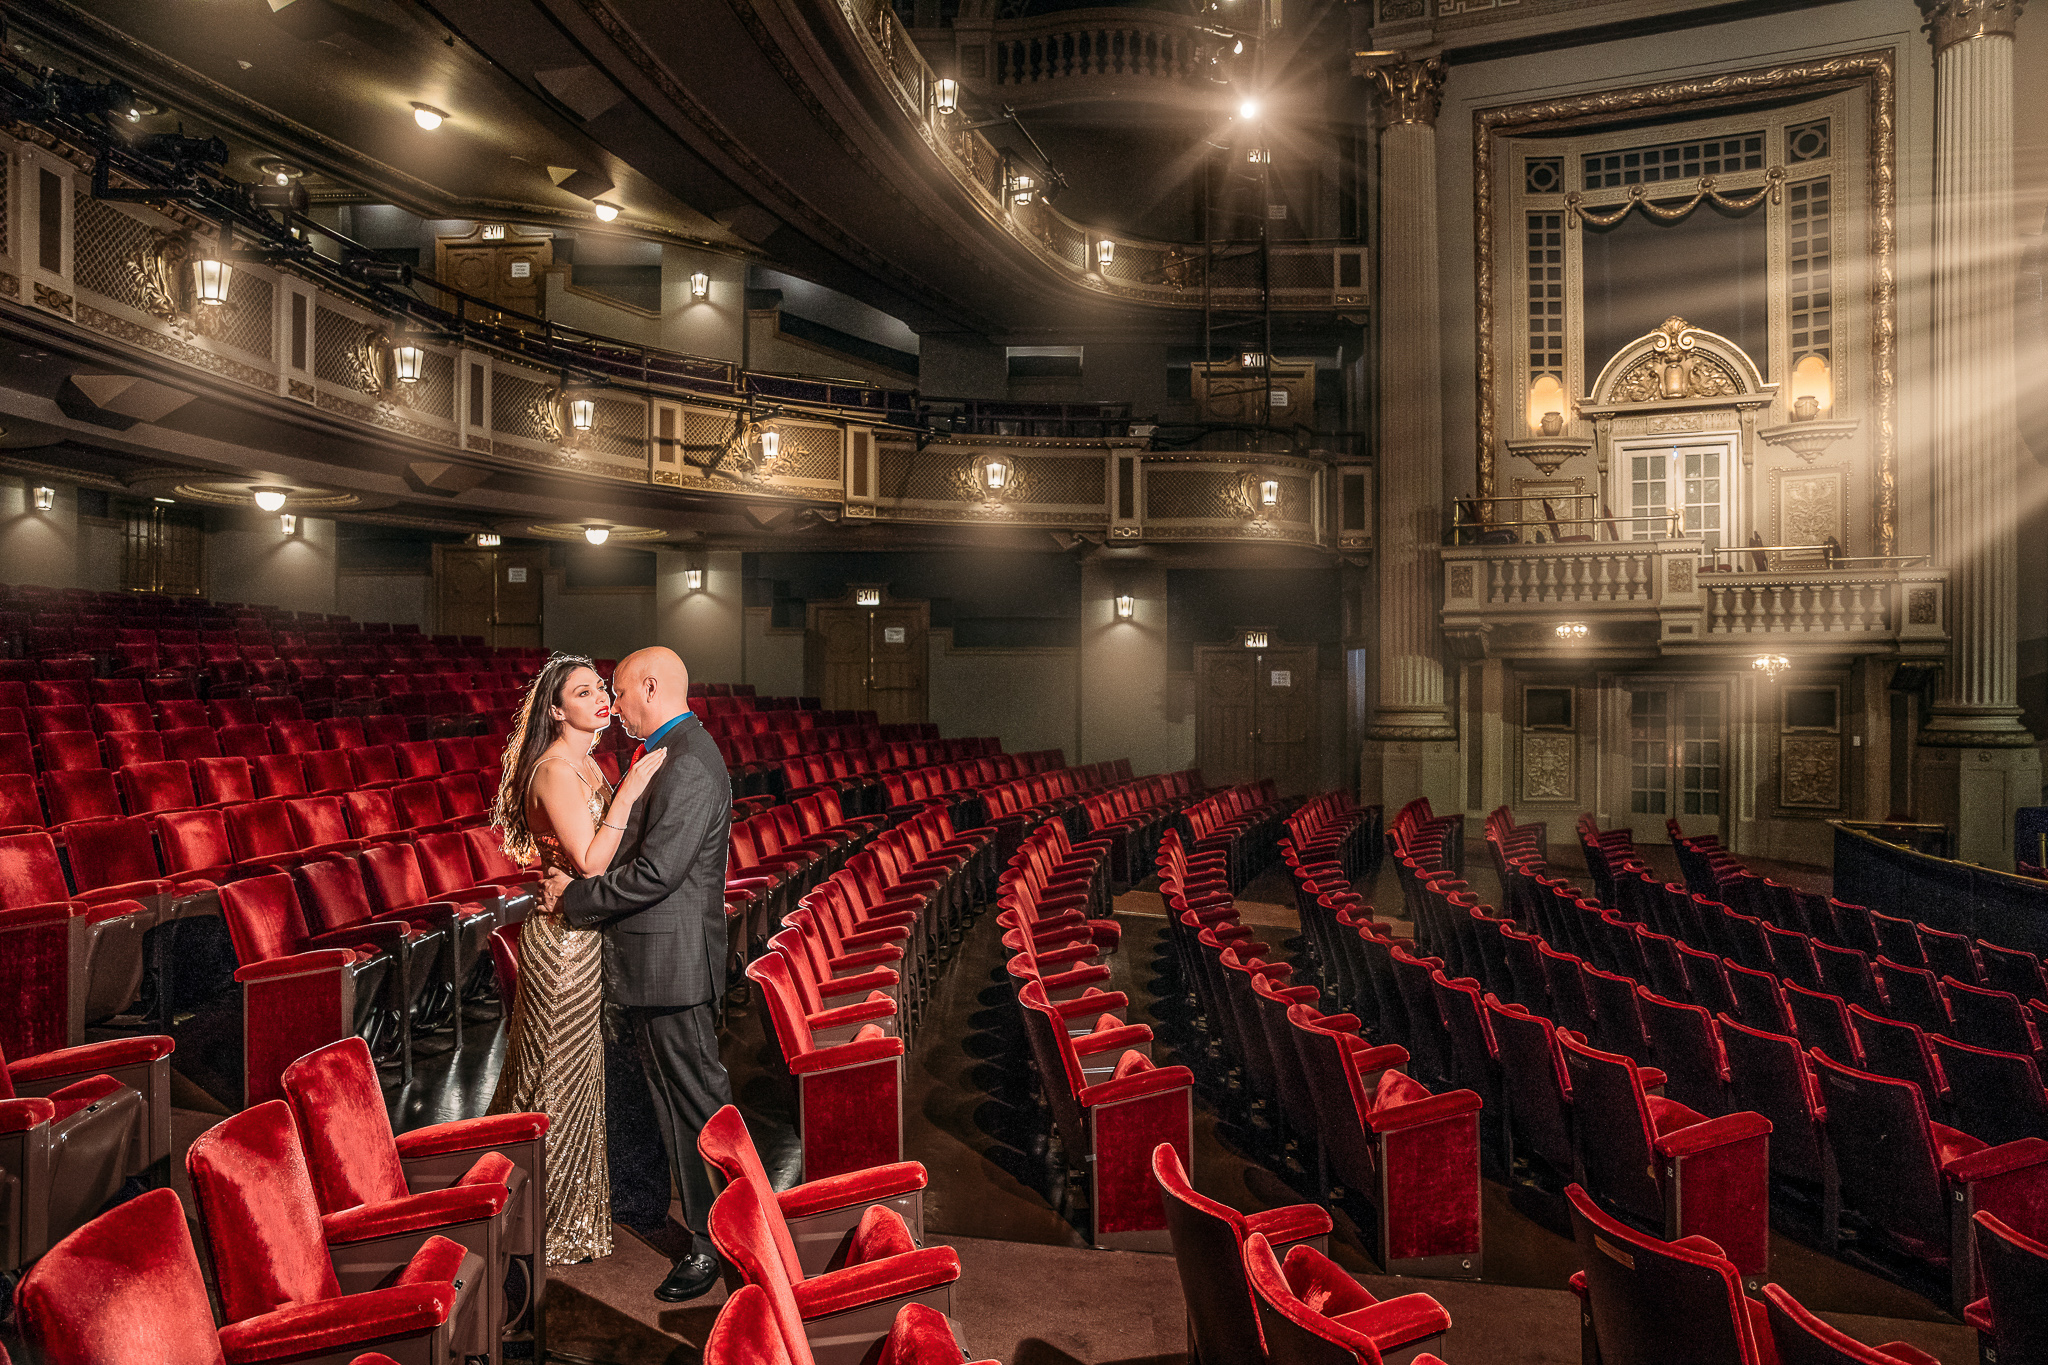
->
xmin=1441 ymin=536 xmax=1947 ymax=657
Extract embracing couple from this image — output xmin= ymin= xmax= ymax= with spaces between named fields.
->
xmin=486 ymin=646 xmax=734 ymax=1303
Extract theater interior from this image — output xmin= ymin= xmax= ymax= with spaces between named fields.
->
xmin=1 ymin=0 xmax=2047 ymax=1360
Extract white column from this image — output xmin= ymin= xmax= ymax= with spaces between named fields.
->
xmin=1913 ymin=0 xmax=2040 ymax=864
xmin=1359 ymin=54 xmax=1462 ymax=810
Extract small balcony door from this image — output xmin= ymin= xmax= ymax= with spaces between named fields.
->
xmin=1620 ymin=681 xmax=1727 ymax=842
xmin=1620 ymin=438 xmax=1733 ymax=549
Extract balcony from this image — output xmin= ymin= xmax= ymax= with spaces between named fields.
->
xmin=1440 ymin=538 xmax=1948 ymax=660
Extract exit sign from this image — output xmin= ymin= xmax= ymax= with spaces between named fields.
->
xmin=480 ymin=224 xmax=506 ymax=240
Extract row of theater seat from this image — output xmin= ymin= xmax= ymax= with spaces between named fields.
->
xmin=1360 ymin=802 xmax=2048 ymax=1326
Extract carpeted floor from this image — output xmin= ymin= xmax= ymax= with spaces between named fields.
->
xmin=109 ymin=832 xmax=1977 ymax=1365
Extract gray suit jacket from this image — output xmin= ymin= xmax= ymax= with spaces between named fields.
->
xmin=559 ymin=713 xmax=731 ymax=1008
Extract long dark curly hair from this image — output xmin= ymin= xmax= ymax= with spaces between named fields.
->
xmin=492 ymin=652 xmax=601 ymax=863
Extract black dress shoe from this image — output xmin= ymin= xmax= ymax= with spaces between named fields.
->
xmin=654 ymin=1252 xmax=721 ymax=1303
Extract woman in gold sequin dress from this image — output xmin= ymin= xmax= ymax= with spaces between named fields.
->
xmin=488 ymin=654 xmax=668 ymax=1265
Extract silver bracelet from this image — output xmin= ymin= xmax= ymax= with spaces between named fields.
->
xmin=603 ymin=820 xmax=626 ymax=831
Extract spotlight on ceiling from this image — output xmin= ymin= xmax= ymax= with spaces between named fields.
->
xmin=592 ymin=200 xmax=620 ymax=222
xmin=1238 ymin=98 xmax=1261 ymax=120
xmin=251 ymin=487 xmax=289 ymax=513
xmin=411 ymin=102 xmax=448 ymax=131
xmin=583 ymin=525 xmax=611 ymax=546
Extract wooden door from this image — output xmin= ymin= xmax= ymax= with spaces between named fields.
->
xmin=1196 ymin=640 xmax=1320 ymax=796
xmin=805 ymin=591 xmax=929 ymax=721
xmin=435 ymin=232 xmax=551 ymax=321
xmin=1615 ymin=681 xmax=1727 ymax=843
xmin=436 ymin=547 xmax=546 ymax=648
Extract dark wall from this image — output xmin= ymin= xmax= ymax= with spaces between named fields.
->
xmin=1165 ymin=566 xmax=1341 ymax=670
xmin=745 ymin=550 xmax=1082 ymax=647
xmin=1582 ymin=200 xmax=1769 ymax=374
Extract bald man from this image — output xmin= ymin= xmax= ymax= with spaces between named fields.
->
xmin=545 ymin=647 xmax=734 ymax=1302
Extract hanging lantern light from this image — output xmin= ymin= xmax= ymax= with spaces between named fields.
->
xmin=1010 ymin=172 xmax=1036 ymax=206
xmin=390 ymin=335 xmax=426 ymax=384
xmin=190 ymin=245 xmax=234 ymax=306
xmin=685 ymin=569 xmax=704 ymax=591
xmin=934 ymin=77 xmax=959 ymax=115
xmin=978 ymin=453 xmax=1015 ymax=501
xmin=32 ymin=486 xmax=55 ymax=511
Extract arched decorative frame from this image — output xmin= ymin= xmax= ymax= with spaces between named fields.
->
xmin=1472 ymin=51 xmax=1897 ymax=555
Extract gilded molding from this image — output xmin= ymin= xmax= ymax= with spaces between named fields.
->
xmin=1473 ymin=50 xmax=1897 ymax=554
xmin=1358 ymin=57 xmax=1448 ymax=128
xmin=1917 ymin=0 xmax=2027 ymax=52
xmin=76 ymin=303 xmax=272 ymax=390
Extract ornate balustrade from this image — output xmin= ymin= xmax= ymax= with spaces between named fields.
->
xmin=1441 ymin=539 xmax=1946 ymax=659
xmin=974 ymin=10 xmax=1224 ymax=89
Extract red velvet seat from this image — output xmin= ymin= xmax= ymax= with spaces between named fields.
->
xmin=1557 ymin=1029 xmax=1771 ymax=1274
xmin=218 ymin=874 xmax=398 ymax=1105
xmin=343 ymin=787 xmax=405 ymax=841
xmin=42 ymin=767 xmax=123 ymax=826
xmin=103 ymin=729 xmax=166 ymax=769
xmin=162 ymin=725 xmax=223 ymax=761
xmin=408 ymin=831 xmax=532 ymax=920
xmin=252 ymin=752 xmax=308 ymax=798
xmin=700 ymin=1102 xmax=929 ymax=1278
xmin=1845 ymin=1004 xmax=1947 ymax=1110
xmin=218 ymin=723 xmax=274 ymax=760
xmin=748 ymin=948 xmax=905 ymax=1180
xmin=710 ymin=1174 xmax=962 ymax=1365
xmin=118 ymin=758 xmax=199 ymax=815
xmin=194 ymin=755 xmax=257 ymax=806
xmin=395 ymin=740 xmax=443 ymax=779
xmin=1483 ymin=994 xmax=1577 ymax=1180
xmin=1151 ymin=1143 xmax=1331 ymax=1363
xmin=185 ymin=1105 xmax=490 ymax=1364
xmin=91 ymin=702 xmax=154 ymax=734
xmin=302 ymin=748 xmax=355 ymax=794
xmin=1942 ymin=974 xmax=2042 ymax=1059
xmin=1241 ymin=1232 xmax=1453 ymax=1365
xmin=0 ymin=1041 xmax=151 ymax=1272
xmin=0 ymin=830 xmax=156 ymax=1027
xmin=1016 ymin=977 xmax=1192 ymax=1249
xmin=282 ymin=1038 xmax=541 ymax=1356
xmin=349 ymin=745 xmax=403 ymax=789
xmin=1566 ymin=1183 xmax=1773 ymax=1365
xmin=1968 ymin=1211 xmax=2048 ymax=1365
xmin=1810 ymin=1048 xmax=2048 ymax=1312
xmin=1761 ymin=1282 xmax=1942 ymax=1365
xmin=0 ymin=770 xmax=43 ymax=833
xmin=362 ymin=715 xmax=410 ymax=747
xmin=1636 ymin=988 xmax=1731 ymax=1118
xmin=1929 ymin=1035 xmax=2048 ymax=1146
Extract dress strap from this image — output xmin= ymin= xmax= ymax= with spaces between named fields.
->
xmin=532 ymin=754 xmax=594 ymax=790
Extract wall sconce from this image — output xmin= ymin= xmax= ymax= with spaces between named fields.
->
xmin=1243 ymin=630 xmax=1269 ymax=650
xmin=1527 ymin=374 xmax=1566 ymax=435
xmin=685 ymin=568 xmax=704 ymax=591
xmin=1789 ymin=354 xmax=1831 ymax=421
xmin=1555 ymin=621 xmax=1588 ymax=641
xmin=569 ymin=396 xmax=597 ymax=434
xmin=758 ymin=429 xmax=781 ymax=465
xmin=390 ymin=336 xmax=426 ymax=385
xmin=473 ymin=533 xmax=501 ymax=547
xmin=252 ymin=487 xmax=289 ymax=513
xmin=584 ymin=525 xmax=611 ymax=546
xmin=190 ymin=244 xmax=234 ymax=307
xmin=32 ymin=486 xmax=54 ymax=511
xmin=856 ymin=588 xmax=882 ymax=607
xmin=976 ymin=453 xmax=1015 ymax=501
xmin=1752 ymin=653 xmax=1791 ymax=679
xmin=1010 ymin=172 xmax=1036 ymax=206
xmin=1258 ymin=477 xmax=1280 ymax=510
xmin=1115 ymin=594 xmax=1135 ymax=620
xmin=279 ymin=513 xmax=298 ymax=536
xmin=1096 ymin=239 xmax=1115 ymax=269
xmin=690 ymin=271 xmax=709 ymax=298
xmin=934 ymin=77 xmax=959 ymax=115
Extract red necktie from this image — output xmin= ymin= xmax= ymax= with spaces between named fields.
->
xmin=630 ymin=743 xmax=646 ymax=766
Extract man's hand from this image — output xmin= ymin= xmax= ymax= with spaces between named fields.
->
xmin=542 ymin=869 xmax=573 ymax=916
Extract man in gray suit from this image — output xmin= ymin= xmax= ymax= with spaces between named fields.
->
xmin=542 ymin=646 xmax=733 ymax=1302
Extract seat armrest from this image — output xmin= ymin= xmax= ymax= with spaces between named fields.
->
xmin=396 ymin=1112 xmax=550 ymax=1159
xmin=233 ymin=949 xmax=356 ymax=982
xmin=1652 ymin=1108 xmax=1772 ymax=1159
xmin=1243 ymin=1202 xmax=1335 ymax=1247
xmin=778 ymin=1161 xmax=929 ymax=1221
xmin=787 ymin=1031 xmax=904 ymax=1074
xmin=1078 ymin=1059 xmax=1194 ymax=1106
xmin=1368 ymin=1087 xmax=1484 ymax=1135
xmin=321 ymin=1183 xmax=510 ymax=1244
xmin=7 ymin=1035 xmax=174 ymax=1085
xmin=789 ymin=1246 xmax=963 ymax=1319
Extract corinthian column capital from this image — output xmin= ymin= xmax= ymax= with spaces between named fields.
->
xmin=1917 ymin=0 xmax=2026 ymax=53
xmin=1354 ymin=54 xmax=1447 ymax=129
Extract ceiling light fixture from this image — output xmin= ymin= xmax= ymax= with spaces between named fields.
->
xmin=251 ymin=487 xmax=289 ymax=513
xmin=1555 ymin=621 xmax=1589 ymax=640
xmin=1238 ymin=98 xmax=1261 ymax=120
xmin=411 ymin=102 xmax=447 ymax=131
xmin=690 ymin=271 xmax=709 ymax=298
xmin=583 ymin=524 xmax=611 ymax=546
xmin=1753 ymin=653 xmax=1792 ymax=679
xmin=933 ymin=77 xmax=959 ymax=115
xmin=592 ymin=200 xmax=620 ymax=222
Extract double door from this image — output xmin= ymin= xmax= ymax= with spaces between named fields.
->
xmin=806 ymin=593 xmax=928 ymax=724
xmin=434 ymin=546 xmax=545 ymax=648
xmin=1194 ymin=640 xmax=1319 ymax=796
xmin=1617 ymin=681 xmax=1727 ymax=842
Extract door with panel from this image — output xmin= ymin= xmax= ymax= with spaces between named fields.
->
xmin=1614 ymin=680 xmax=1728 ymax=843
xmin=805 ymin=589 xmax=930 ymax=721
xmin=1196 ymin=641 xmax=1319 ymax=794
xmin=435 ymin=546 xmax=547 ymax=648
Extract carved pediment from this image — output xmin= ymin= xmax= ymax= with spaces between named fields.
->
xmin=1584 ymin=316 xmax=1775 ymax=414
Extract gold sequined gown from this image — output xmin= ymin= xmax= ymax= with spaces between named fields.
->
xmin=489 ymin=773 xmax=613 ymax=1265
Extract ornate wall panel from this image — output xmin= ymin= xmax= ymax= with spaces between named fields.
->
xmin=1779 ymin=734 xmax=1841 ymax=808
xmin=1521 ymin=731 xmax=1576 ymax=803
